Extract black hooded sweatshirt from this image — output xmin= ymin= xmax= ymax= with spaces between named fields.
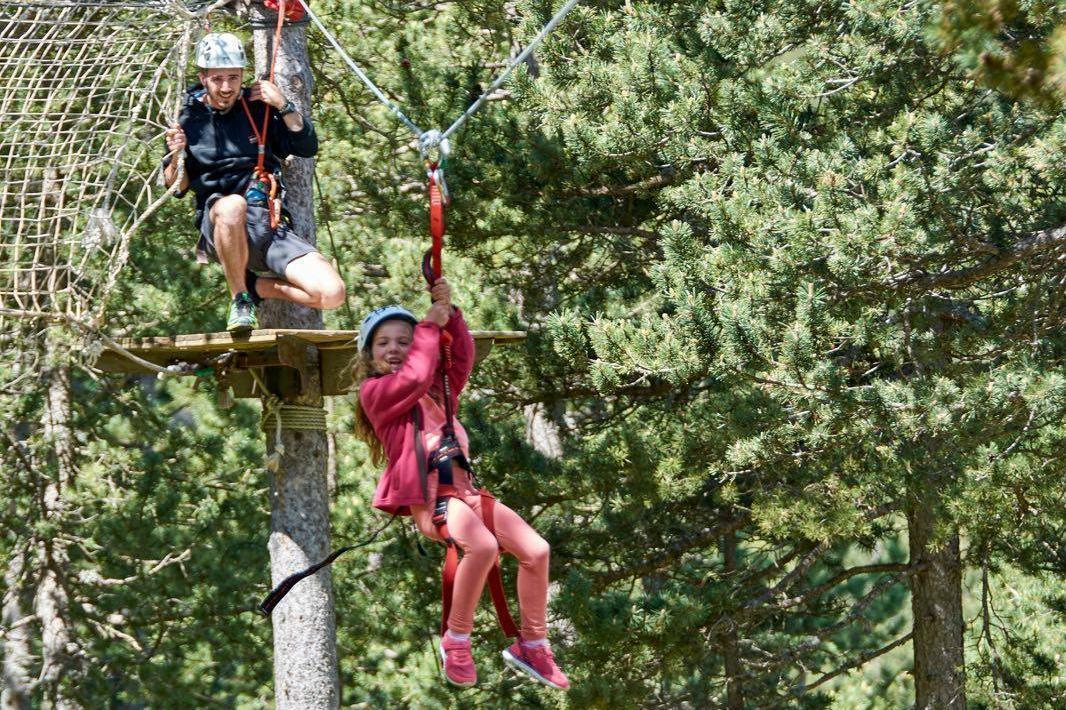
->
xmin=167 ymin=84 xmax=318 ymax=228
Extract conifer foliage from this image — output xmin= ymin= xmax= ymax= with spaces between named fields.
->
xmin=309 ymin=0 xmax=1063 ymax=705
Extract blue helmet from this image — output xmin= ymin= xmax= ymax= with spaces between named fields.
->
xmin=358 ymin=305 xmax=418 ymax=352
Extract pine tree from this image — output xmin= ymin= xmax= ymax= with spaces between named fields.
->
xmin=304 ymin=0 xmax=1064 ymax=705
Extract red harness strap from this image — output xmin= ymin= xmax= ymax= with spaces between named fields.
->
xmin=237 ymin=0 xmax=288 ymax=229
xmin=433 ymin=491 xmax=520 ymax=638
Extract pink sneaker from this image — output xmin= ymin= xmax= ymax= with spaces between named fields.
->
xmin=502 ymin=640 xmax=570 ymax=690
xmin=439 ymin=635 xmax=477 ymax=687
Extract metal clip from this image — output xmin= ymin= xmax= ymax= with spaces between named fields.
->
xmin=418 ymin=129 xmax=451 ymax=165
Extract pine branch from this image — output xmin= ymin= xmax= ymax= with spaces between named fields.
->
xmin=591 ymin=514 xmax=750 ymax=591
xmin=888 ymin=224 xmax=1066 ymax=292
xmin=790 ymin=632 xmax=914 ymax=696
xmin=565 ymin=225 xmax=661 ymax=240
xmin=773 ymin=562 xmax=921 ymax=612
xmin=564 ymin=171 xmax=677 ymax=198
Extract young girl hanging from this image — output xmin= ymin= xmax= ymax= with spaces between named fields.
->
xmin=351 ymin=279 xmax=570 ymax=690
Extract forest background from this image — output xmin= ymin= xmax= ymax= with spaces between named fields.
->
xmin=1 ymin=0 xmax=1064 ymax=707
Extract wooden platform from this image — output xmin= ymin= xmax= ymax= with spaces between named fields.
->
xmin=96 ymin=328 xmax=526 ymax=398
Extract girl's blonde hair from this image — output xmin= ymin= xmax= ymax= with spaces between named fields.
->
xmin=351 ymin=349 xmax=386 ymax=465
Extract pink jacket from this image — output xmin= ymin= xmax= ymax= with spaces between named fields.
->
xmin=359 ymin=307 xmax=475 ymax=515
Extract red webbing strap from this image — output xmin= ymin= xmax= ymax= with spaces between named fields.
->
xmin=237 ymin=1 xmax=287 ymax=229
xmin=480 ymin=491 xmax=520 ymax=638
xmin=423 ymin=165 xmax=456 ymax=429
xmin=428 ymin=166 xmax=446 ymax=278
xmin=436 ymin=520 xmax=460 ymax=636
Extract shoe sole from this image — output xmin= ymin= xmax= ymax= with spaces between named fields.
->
xmin=439 ymin=645 xmax=476 ymax=688
xmin=227 ymin=323 xmax=255 ymax=335
xmin=501 ymin=649 xmax=568 ymax=691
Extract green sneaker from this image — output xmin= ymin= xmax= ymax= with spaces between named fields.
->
xmin=227 ymin=292 xmax=258 ymax=333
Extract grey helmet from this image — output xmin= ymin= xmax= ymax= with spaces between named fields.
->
xmin=358 ymin=305 xmax=418 ymax=351
xmin=195 ymin=32 xmax=247 ymax=70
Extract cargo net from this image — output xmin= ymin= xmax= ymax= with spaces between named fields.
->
xmin=0 ymin=0 xmax=223 ymax=387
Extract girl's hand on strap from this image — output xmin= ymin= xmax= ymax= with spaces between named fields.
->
xmin=429 ymin=277 xmax=452 ymax=308
xmin=426 ymin=301 xmax=451 ymax=327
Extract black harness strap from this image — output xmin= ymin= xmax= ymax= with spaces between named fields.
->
xmin=258 ymin=512 xmax=397 ymax=616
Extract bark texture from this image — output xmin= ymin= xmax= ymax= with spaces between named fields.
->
xmin=2 ymin=548 xmax=33 ymax=710
xmin=908 ymin=479 xmax=966 ymax=709
xmin=721 ymin=529 xmax=744 ymax=710
xmin=37 ymin=364 xmax=78 ymax=709
xmin=524 ymin=402 xmax=563 ymax=459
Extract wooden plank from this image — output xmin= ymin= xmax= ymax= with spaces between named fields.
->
xmin=94 ymin=329 xmax=526 ymax=387
xmin=108 ymin=329 xmax=525 ymax=355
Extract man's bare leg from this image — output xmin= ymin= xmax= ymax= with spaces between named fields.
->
xmin=209 ymin=195 xmax=250 ymax=297
xmin=255 ymin=253 xmax=346 ymax=309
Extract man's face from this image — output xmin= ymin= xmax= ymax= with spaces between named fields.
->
xmin=199 ymin=67 xmax=244 ymax=110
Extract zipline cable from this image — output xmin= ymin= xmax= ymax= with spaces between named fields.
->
xmin=295 ymin=0 xmax=425 ymax=138
xmin=439 ymin=0 xmax=581 ymax=143
xmin=294 ymin=0 xmax=582 ymax=150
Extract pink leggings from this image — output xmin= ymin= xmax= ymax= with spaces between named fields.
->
xmin=411 ymin=480 xmax=550 ymax=639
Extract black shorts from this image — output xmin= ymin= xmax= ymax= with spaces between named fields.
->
xmin=197 ymin=195 xmax=317 ymax=277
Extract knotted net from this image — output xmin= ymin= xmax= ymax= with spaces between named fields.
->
xmin=0 ymin=0 xmax=224 ymax=389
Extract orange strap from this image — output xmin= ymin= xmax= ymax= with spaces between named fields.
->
xmin=428 ymin=167 xmax=446 ymax=277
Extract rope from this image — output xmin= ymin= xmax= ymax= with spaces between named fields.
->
xmin=93 ymin=11 xmax=196 ymax=330
xmin=248 ymin=367 xmax=328 ymax=477
xmin=313 ymin=166 xmax=356 ymax=327
xmin=295 ymin=0 xmax=583 ymax=149
xmin=260 ymin=405 xmax=328 ymax=432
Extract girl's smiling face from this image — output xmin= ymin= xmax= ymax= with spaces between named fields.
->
xmin=370 ymin=320 xmax=415 ymax=373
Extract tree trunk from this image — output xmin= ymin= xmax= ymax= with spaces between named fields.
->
xmin=2 ymin=547 xmax=33 ymax=710
xmin=908 ymin=479 xmax=965 ymax=709
xmin=721 ymin=528 xmax=744 ymax=709
xmin=37 ymin=364 xmax=78 ymax=709
xmin=251 ymin=7 xmax=339 ymax=707
xmin=524 ymin=402 xmax=563 ymax=459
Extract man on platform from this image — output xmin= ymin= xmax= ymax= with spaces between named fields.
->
xmin=163 ymin=32 xmax=345 ymax=333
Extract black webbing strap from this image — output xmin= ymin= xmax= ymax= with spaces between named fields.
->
xmin=258 ymin=513 xmax=397 ymax=616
